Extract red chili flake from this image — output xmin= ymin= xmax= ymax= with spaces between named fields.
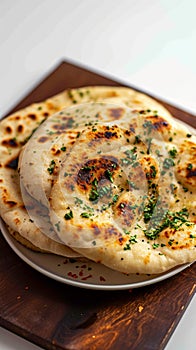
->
xmin=99 ymin=276 xmax=106 ymax=282
xmin=68 ymin=272 xmax=78 ymax=279
xmin=81 ymin=274 xmax=92 ymax=281
xmin=81 ymin=264 xmax=87 ymax=268
xmin=79 ymin=270 xmax=84 ymax=276
xmin=24 ymin=286 xmax=29 ymax=291
xmin=63 ymin=259 xmax=68 ymax=264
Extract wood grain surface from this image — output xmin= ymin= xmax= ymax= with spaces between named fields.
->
xmin=0 ymin=61 xmax=195 ymax=350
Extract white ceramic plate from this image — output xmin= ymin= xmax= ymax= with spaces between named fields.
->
xmin=0 ymin=219 xmax=191 ymax=290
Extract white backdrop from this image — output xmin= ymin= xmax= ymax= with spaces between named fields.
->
xmin=0 ymin=1 xmax=195 ymax=349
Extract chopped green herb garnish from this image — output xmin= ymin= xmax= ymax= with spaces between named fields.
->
xmin=120 ymin=203 xmax=125 ymax=209
xmin=121 ymin=158 xmax=132 ymax=166
xmin=152 ymin=243 xmax=159 ymax=249
xmin=163 ymin=158 xmax=175 ymax=169
xmin=129 ymin=235 xmax=138 ymax=244
xmin=127 ymin=180 xmax=139 ymax=190
xmin=168 ymin=148 xmax=177 ymax=158
xmin=47 ymin=160 xmax=56 ymax=174
xmin=146 ymin=165 xmax=157 ymax=179
xmin=89 ymin=177 xmax=99 ymax=201
xmin=64 ymin=210 xmax=73 ymax=220
xmin=146 ymin=137 xmax=152 ymax=154
xmin=81 ymin=165 xmax=94 ymax=171
xmin=155 ymin=150 xmax=161 ymax=157
xmin=144 ymin=207 xmax=191 ymax=240
xmin=132 ymin=161 xmax=140 ymax=168
xmin=91 ymin=178 xmax=98 ymax=187
xmin=134 ymin=135 xmax=141 ymax=144
xmin=183 ymin=187 xmax=189 ymax=192
xmin=78 ymin=90 xmax=84 ymax=97
xmin=168 ymin=239 xmax=174 ymax=246
xmin=74 ymin=197 xmax=83 ymax=205
xmin=143 ymin=120 xmax=153 ymax=134
xmin=112 ymin=194 xmax=119 ymax=203
xmin=187 ymin=163 xmax=193 ymax=170
xmin=81 ymin=212 xmax=91 ymax=218
xmin=98 ymin=185 xmax=112 ymax=198
xmin=143 ymin=196 xmax=157 ymax=223
xmin=64 ymin=172 xmax=72 ymax=177
xmin=123 ymin=243 xmax=131 ymax=250
xmin=54 ymin=222 xmax=60 ymax=232
xmin=170 ymin=183 xmax=177 ymax=193
xmin=104 ymin=169 xmax=114 ymax=183
xmin=89 ymin=188 xmax=99 ymax=201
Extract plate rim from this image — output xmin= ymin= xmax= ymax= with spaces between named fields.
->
xmin=0 ymin=219 xmax=191 ymax=290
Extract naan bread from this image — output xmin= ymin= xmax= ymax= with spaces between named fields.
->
xmin=0 ymin=86 xmax=173 ymax=254
xmin=19 ymin=103 xmax=150 ymax=243
xmin=5 ymin=224 xmax=46 ymax=252
xmin=19 ymin=102 xmax=173 ymax=241
xmin=47 ymin=107 xmax=196 ymax=273
xmin=19 ymin=102 xmax=196 ymax=273
xmin=0 ymin=86 xmax=195 ymax=274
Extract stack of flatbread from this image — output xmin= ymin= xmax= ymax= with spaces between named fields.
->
xmin=0 ymin=86 xmax=195 ymax=274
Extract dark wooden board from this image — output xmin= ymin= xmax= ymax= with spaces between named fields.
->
xmin=0 ymin=60 xmax=195 ymax=350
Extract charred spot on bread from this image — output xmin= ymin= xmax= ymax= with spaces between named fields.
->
xmin=2 ymin=138 xmax=18 ymax=148
xmin=5 ymin=156 xmax=19 ymax=170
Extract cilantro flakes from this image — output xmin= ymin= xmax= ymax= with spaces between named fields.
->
xmin=163 ymin=158 xmax=175 ymax=169
xmin=168 ymin=148 xmax=177 ymax=158
xmin=104 ymin=169 xmax=114 ymax=183
xmin=144 ymin=207 xmax=191 ymax=240
xmin=187 ymin=163 xmax=193 ymax=170
xmin=64 ymin=210 xmax=73 ymax=220
xmin=47 ymin=160 xmax=55 ymax=174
